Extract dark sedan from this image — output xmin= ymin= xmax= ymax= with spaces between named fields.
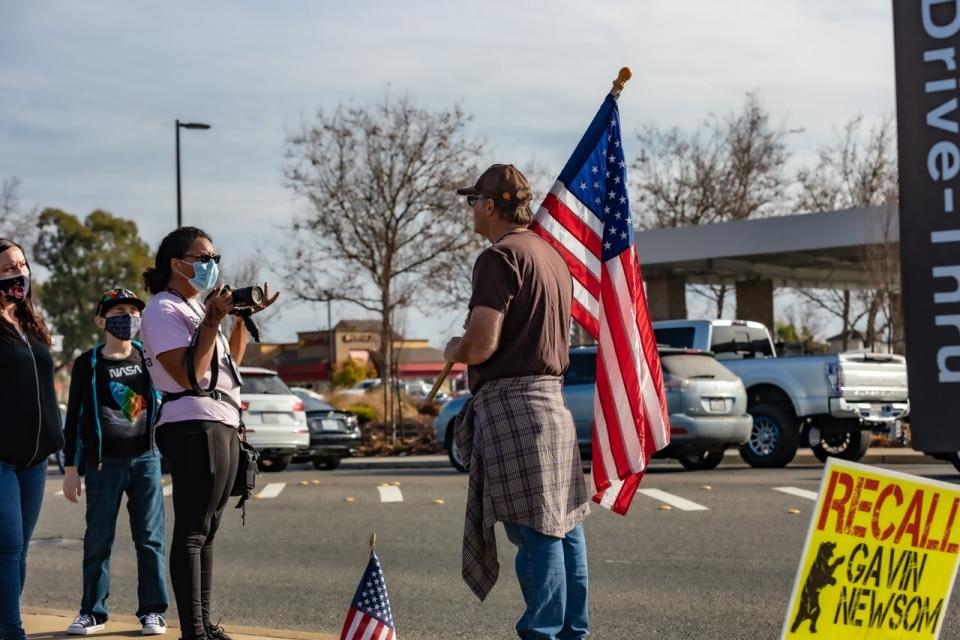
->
xmin=290 ymin=388 xmax=362 ymax=470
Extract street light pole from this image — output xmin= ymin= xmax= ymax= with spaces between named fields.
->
xmin=324 ymin=293 xmax=335 ymax=385
xmin=175 ymin=119 xmax=211 ymax=228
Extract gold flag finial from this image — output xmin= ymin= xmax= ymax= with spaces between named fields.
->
xmin=370 ymin=532 xmax=377 ymax=549
xmin=611 ymin=67 xmax=632 ymax=98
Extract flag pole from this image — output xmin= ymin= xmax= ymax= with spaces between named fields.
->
xmin=370 ymin=532 xmax=377 ymax=550
xmin=610 ymin=67 xmax=632 ymax=98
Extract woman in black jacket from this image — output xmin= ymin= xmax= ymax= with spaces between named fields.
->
xmin=0 ymin=238 xmax=64 ymax=640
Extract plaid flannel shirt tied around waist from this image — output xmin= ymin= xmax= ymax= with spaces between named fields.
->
xmin=454 ymin=374 xmax=590 ymax=600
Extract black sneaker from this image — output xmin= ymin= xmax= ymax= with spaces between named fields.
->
xmin=67 ymin=613 xmax=105 ymax=635
xmin=205 ymin=623 xmax=232 ymax=640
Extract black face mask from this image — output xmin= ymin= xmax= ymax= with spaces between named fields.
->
xmin=0 ymin=273 xmax=29 ymax=305
xmin=104 ymin=314 xmax=141 ymax=341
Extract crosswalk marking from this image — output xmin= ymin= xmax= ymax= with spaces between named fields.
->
xmin=636 ymin=489 xmax=709 ymax=511
xmin=774 ymin=487 xmax=818 ymax=501
xmin=257 ymin=483 xmax=286 ymax=499
xmin=377 ymin=486 xmax=403 ymax=503
xmin=163 ymin=485 xmax=173 ymax=497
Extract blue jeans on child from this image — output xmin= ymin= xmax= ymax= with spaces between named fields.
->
xmin=503 ymin=522 xmax=590 ymax=640
xmin=81 ymin=450 xmax=168 ymax=621
xmin=0 ymin=460 xmax=47 ymax=640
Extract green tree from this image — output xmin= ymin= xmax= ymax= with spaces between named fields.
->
xmin=34 ymin=208 xmax=152 ymax=364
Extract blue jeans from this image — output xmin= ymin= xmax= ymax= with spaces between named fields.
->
xmin=0 ymin=461 xmax=46 ymax=640
xmin=503 ymin=522 xmax=590 ymax=640
xmin=82 ymin=450 xmax=167 ymax=620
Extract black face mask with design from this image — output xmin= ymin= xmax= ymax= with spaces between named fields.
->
xmin=0 ymin=274 xmax=30 ymax=305
xmin=104 ymin=314 xmax=141 ymax=341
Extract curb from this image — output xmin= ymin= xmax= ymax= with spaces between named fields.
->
xmin=22 ymin=606 xmax=339 ymax=640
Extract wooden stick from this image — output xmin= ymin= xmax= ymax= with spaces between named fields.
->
xmin=425 ymin=361 xmax=454 ymax=404
xmin=610 ymin=67 xmax=632 ymax=98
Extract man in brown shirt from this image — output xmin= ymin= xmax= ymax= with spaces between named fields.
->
xmin=444 ymin=164 xmax=590 ymax=639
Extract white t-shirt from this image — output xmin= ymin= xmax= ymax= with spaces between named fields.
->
xmin=141 ymin=291 xmax=241 ymax=427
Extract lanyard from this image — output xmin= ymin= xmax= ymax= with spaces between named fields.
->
xmin=165 ymin=288 xmax=241 ymax=386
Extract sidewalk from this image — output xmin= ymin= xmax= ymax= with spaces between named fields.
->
xmin=339 ymin=447 xmax=940 ymax=471
xmin=22 ymin=607 xmax=337 ymax=640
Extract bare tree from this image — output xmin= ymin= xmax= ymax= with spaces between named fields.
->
xmin=631 ymin=92 xmax=793 ymax=317
xmin=793 ymin=115 xmax=899 ymax=351
xmin=282 ymin=93 xmax=484 ymax=428
xmin=1 ymin=177 xmax=39 ymax=245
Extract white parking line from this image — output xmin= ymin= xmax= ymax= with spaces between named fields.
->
xmin=377 ymin=486 xmax=404 ymax=503
xmin=257 ymin=483 xmax=286 ymax=499
xmin=54 ymin=490 xmax=63 ymax=496
xmin=162 ymin=485 xmax=173 ymax=497
xmin=636 ymin=489 xmax=709 ymax=511
xmin=773 ymin=487 xmax=818 ymax=501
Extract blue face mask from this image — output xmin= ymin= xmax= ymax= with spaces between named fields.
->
xmin=180 ymin=258 xmax=219 ymax=292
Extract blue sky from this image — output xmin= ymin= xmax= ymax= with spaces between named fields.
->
xmin=1 ymin=1 xmax=895 ymax=344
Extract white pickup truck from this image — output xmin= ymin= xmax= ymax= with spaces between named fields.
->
xmin=652 ymin=319 xmax=910 ymax=468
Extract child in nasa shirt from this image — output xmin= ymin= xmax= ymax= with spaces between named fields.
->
xmin=61 ymin=288 xmax=168 ymax=636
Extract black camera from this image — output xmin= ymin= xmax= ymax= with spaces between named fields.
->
xmin=225 ymin=285 xmax=264 ymax=308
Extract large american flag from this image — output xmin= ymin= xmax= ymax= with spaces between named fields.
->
xmin=340 ymin=551 xmax=396 ymax=640
xmin=531 ymin=93 xmax=670 ymax=515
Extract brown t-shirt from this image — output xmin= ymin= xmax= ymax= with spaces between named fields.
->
xmin=467 ymin=229 xmax=572 ymax=393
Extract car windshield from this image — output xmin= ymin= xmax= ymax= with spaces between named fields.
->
xmin=653 ymin=327 xmax=696 ymax=349
xmin=242 ymin=374 xmax=294 ymax=395
xmin=303 ymin=397 xmax=335 ymax=411
xmin=660 ymin=354 xmax=739 ymax=381
xmin=709 ymin=326 xmax=774 ymax=360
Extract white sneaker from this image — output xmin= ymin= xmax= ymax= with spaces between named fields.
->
xmin=67 ymin=614 xmax=105 ymax=635
xmin=140 ymin=613 xmax=167 ymax=635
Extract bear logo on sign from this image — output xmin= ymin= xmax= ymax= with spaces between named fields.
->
xmin=790 ymin=541 xmax=846 ymax=634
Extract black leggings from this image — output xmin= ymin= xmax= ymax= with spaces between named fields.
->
xmin=156 ymin=421 xmax=239 ymax=639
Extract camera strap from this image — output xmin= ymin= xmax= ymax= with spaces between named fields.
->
xmin=160 ymin=288 xmax=243 ymax=422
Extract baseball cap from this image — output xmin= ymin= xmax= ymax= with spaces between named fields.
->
xmin=457 ymin=164 xmax=532 ymax=206
xmin=97 ymin=288 xmax=146 ymax=316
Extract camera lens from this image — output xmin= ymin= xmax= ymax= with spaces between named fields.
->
xmin=230 ymin=286 xmax=264 ymax=307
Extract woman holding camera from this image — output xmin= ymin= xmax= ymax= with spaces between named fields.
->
xmin=140 ymin=227 xmax=276 ymax=640
xmin=0 ymin=238 xmax=64 ymax=640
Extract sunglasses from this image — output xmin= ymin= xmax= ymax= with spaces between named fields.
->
xmin=467 ymin=195 xmax=488 ymax=207
xmin=182 ymin=253 xmax=222 ymax=264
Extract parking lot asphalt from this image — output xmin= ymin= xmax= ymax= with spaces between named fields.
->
xmin=24 ymin=458 xmax=960 ymax=640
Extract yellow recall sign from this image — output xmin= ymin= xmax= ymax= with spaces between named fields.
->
xmin=782 ymin=458 xmax=960 ymax=639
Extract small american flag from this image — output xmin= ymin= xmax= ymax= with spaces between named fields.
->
xmin=531 ymin=93 xmax=670 ymax=515
xmin=340 ymin=551 xmax=396 ymax=640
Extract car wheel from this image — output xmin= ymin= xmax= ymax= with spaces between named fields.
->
xmin=312 ymin=457 xmax=342 ymax=471
xmin=808 ymin=426 xmax=872 ymax=463
xmin=445 ymin=428 xmax=467 ymax=473
xmin=677 ymin=449 xmax=724 ymax=471
xmin=739 ymin=404 xmax=800 ymax=468
xmin=258 ymin=455 xmax=291 ymax=472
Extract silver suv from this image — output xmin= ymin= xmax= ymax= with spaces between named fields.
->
xmin=434 ymin=346 xmax=752 ymax=472
xmin=239 ymin=367 xmax=310 ymax=472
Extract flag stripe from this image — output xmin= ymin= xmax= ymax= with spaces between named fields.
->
xmin=541 ymin=192 xmax=603 ymax=258
xmin=571 ymin=280 xmax=599 ymax=322
xmin=359 ymin=619 xmax=379 ymax=640
xmin=530 ymin=211 xmax=601 ymax=279
xmin=597 ymin=286 xmax=645 ymax=474
xmin=571 ymin=297 xmax=599 ymax=338
xmin=531 ymin=220 xmax=601 ymax=298
xmin=549 ymin=180 xmax=606 ymax=236
xmin=342 ymin=609 xmax=361 ymax=640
